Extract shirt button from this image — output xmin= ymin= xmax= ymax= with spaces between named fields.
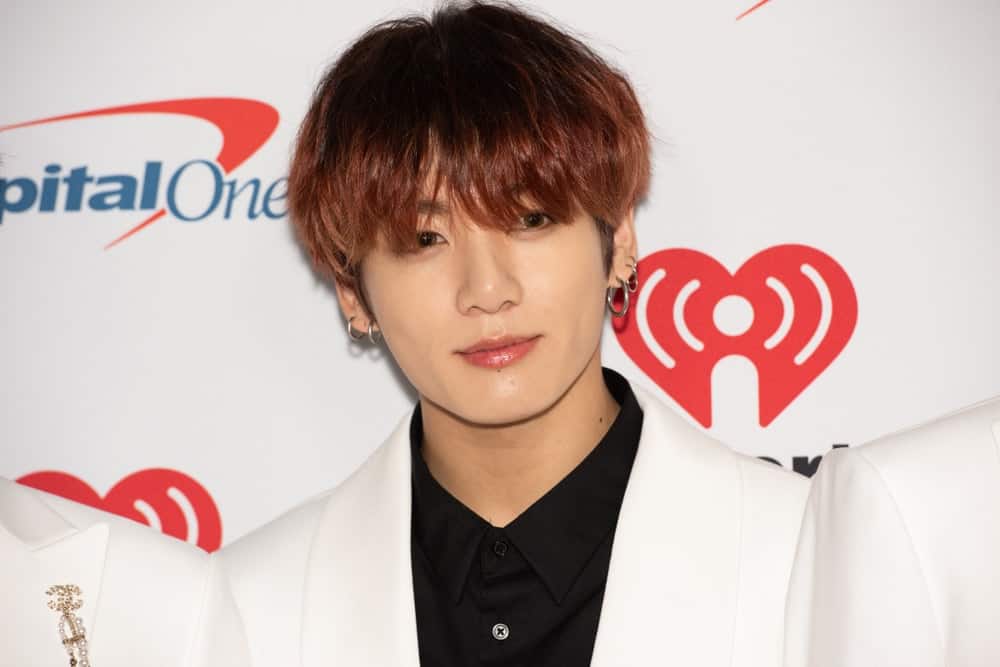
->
xmin=491 ymin=623 xmax=510 ymax=641
xmin=492 ymin=539 xmax=508 ymax=557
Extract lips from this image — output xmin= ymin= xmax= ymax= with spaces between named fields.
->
xmin=456 ymin=335 xmax=542 ymax=369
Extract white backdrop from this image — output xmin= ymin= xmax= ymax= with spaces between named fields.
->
xmin=2 ymin=0 xmax=998 ymax=550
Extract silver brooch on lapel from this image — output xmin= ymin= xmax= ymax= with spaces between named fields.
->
xmin=46 ymin=584 xmax=92 ymax=667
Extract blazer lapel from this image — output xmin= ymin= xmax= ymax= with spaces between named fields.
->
xmin=302 ymin=414 xmax=421 ymax=667
xmin=590 ymin=386 xmax=743 ymax=667
xmin=0 ymin=478 xmax=109 ymax=667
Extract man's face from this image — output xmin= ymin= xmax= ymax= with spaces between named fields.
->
xmin=351 ymin=195 xmax=625 ymax=426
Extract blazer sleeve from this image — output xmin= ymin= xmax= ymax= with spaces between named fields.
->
xmin=783 ymin=448 xmax=945 ymax=667
xmin=187 ymin=553 xmax=252 ymax=667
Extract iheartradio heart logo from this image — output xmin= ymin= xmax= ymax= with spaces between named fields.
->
xmin=17 ymin=468 xmax=222 ymax=552
xmin=614 ymin=244 xmax=857 ymax=427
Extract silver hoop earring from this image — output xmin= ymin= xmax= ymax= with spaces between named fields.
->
xmin=367 ymin=321 xmax=382 ymax=345
xmin=606 ymin=279 xmax=630 ymax=317
xmin=347 ymin=316 xmax=366 ymax=341
xmin=625 ymin=258 xmax=638 ymax=293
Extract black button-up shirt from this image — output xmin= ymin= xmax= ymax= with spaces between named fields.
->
xmin=410 ymin=368 xmax=643 ymax=666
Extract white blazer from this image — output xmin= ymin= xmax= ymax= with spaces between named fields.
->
xmin=219 ymin=383 xmax=810 ymax=666
xmin=0 ymin=477 xmax=249 ymax=667
xmin=784 ymin=396 xmax=1000 ymax=667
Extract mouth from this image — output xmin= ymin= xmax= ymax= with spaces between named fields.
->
xmin=455 ymin=335 xmax=542 ymax=369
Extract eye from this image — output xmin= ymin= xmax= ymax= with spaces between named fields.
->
xmin=520 ymin=211 xmax=554 ymax=229
xmin=416 ymin=230 xmax=445 ymax=248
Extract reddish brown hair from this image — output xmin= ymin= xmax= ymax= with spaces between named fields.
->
xmin=289 ymin=0 xmax=651 ymax=290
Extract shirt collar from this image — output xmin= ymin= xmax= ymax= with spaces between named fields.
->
xmin=410 ymin=367 xmax=643 ymax=605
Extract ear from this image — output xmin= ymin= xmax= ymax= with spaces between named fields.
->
xmin=333 ymin=279 xmax=377 ymax=332
xmin=608 ymin=206 xmax=638 ymax=287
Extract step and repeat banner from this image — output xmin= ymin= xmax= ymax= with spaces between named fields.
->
xmin=3 ymin=0 xmax=998 ymax=551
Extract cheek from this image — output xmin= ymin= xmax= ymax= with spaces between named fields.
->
xmin=521 ymin=225 xmax=607 ymax=325
xmin=363 ymin=261 xmax=453 ymax=373
xmin=528 ymin=266 xmax=604 ymax=333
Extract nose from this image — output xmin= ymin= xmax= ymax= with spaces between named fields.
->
xmin=455 ymin=229 xmax=522 ymax=315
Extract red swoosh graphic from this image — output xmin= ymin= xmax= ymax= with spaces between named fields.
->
xmin=736 ymin=0 xmax=774 ymax=20
xmin=0 ymin=98 xmax=280 ymax=248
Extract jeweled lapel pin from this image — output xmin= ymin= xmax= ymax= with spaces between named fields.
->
xmin=46 ymin=585 xmax=92 ymax=667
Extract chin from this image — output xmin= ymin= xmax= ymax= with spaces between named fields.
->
xmin=448 ymin=368 xmax=567 ymax=426
xmin=454 ymin=398 xmax=547 ymax=427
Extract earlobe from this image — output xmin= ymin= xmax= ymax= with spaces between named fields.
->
xmin=346 ymin=316 xmax=367 ymax=340
xmin=347 ymin=315 xmax=382 ymax=344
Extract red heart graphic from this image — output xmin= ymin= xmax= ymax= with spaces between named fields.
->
xmin=16 ymin=468 xmax=222 ymax=552
xmin=614 ymin=244 xmax=857 ymax=427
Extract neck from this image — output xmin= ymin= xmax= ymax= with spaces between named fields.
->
xmin=418 ymin=352 xmax=620 ymax=527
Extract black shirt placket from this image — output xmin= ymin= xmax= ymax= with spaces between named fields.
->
xmin=410 ymin=367 xmax=643 ymax=667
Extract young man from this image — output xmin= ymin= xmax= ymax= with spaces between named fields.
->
xmin=784 ymin=396 xmax=1000 ymax=667
xmin=218 ymin=3 xmax=809 ymax=665
xmin=0 ymin=477 xmax=249 ymax=666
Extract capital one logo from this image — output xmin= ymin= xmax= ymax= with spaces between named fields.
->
xmin=0 ymin=97 xmax=281 ymax=249
xmin=615 ymin=244 xmax=858 ymax=427
xmin=17 ymin=469 xmax=222 ymax=552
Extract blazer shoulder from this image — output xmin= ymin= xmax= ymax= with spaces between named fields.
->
xmin=784 ymin=444 xmax=948 ymax=667
xmin=856 ymin=395 xmax=1000 ymax=473
xmin=28 ymin=482 xmax=210 ymax=570
xmin=221 ymin=410 xmax=412 ymax=576
xmin=816 ymin=398 xmax=1000 ymax=664
xmin=816 ymin=395 xmax=1000 ymax=532
xmin=737 ymin=453 xmax=810 ymax=508
xmin=631 ymin=380 xmax=810 ymax=521
xmin=214 ymin=488 xmax=339 ymax=667
xmin=220 ymin=487 xmax=334 ymax=574
xmin=685 ymin=424 xmax=811 ymax=515
xmin=733 ymin=453 xmax=810 ymax=560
